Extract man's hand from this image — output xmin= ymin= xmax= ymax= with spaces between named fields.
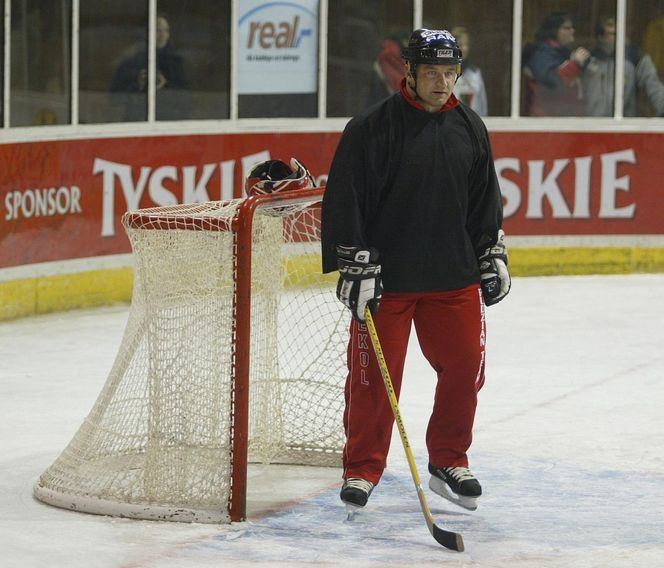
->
xmin=571 ymin=47 xmax=591 ymax=67
xmin=478 ymin=230 xmax=510 ymax=306
xmin=336 ymin=245 xmax=382 ymax=322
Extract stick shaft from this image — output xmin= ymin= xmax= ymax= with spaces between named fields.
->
xmin=364 ymin=309 xmax=433 ymax=519
xmin=364 ymin=307 xmax=465 ymax=552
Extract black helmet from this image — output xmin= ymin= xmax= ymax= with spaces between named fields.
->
xmin=401 ymin=28 xmax=463 ymax=66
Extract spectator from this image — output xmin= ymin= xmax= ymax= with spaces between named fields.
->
xmin=583 ymin=16 xmax=664 ymax=117
xmin=366 ymin=33 xmax=409 ymax=106
xmin=643 ymin=14 xmax=664 ymax=78
xmin=523 ymin=12 xmax=590 ymax=116
xmin=451 ymin=26 xmax=488 ymax=116
xmin=110 ymin=14 xmax=190 ymax=121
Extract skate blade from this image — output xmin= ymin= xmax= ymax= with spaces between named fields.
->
xmin=429 ymin=475 xmax=479 ymax=511
xmin=344 ymin=502 xmax=363 ymax=520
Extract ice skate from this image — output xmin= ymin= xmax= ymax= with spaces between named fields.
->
xmin=340 ymin=478 xmax=374 ymax=519
xmin=428 ymin=464 xmax=482 ymax=511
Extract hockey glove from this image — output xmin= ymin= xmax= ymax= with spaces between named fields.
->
xmin=336 ymin=245 xmax=382 ymax=322
xmin=478 ymin=230 xmax=511 ymax=306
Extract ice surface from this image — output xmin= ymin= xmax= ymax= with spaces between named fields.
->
xmin=1 ymin=274 xmax=662 ymax=567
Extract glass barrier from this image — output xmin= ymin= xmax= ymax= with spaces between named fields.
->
xmin=423 ymin=0 xmax=512 ymax=117
xmin=157 ymin=0 xmax=230 ymax=120
xmin=521 ymin=0 xmax=616 ymax=117
xmin=326 ymin=0 xmax=412 ymax=117
xmin=627 ymin=0 xmax=664 ymax=117
xmin=0 ymin=8 xmax=4 ymax=127
xmin=3 ymin=1 xmax=664 ymax=127
xmin=80 ymin=0 xmax=147 ymax=123
xmin=10 ymin=0 xmax=72 ymax=126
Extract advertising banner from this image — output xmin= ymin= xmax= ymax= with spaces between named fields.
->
xmin=237 ymin=0 xmax=319 ymax=94
xmin=493 ymin=132 xmax=662 ymax=238
xmin=1 ymin=131 xmax=663 ymax=270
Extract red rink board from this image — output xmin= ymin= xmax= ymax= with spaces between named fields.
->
xmin=1 ymin=131 xmax=662 ymax=269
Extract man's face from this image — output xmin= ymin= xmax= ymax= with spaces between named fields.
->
xmin=156 ymin=17 xmax=171 ymax=49
xmin=599 ymin=20 xmax=616 ymax=53
xmin=411 ymin=63 xmax=458 ymax=111
xmin=556 ymin=20 xmax=576 ymax=47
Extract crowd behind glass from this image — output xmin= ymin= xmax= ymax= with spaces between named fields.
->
xmin=2 ymin=0 xmax=663 ymax=127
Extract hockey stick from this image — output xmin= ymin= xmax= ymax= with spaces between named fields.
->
xmin=364 ymin=307 xmax=465 ymax=552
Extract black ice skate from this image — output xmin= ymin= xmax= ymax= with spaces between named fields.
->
xmin=340 ymin=478 xmax=374 ymax=518
xmin=428 ymin=464 xmax=482 ymax=511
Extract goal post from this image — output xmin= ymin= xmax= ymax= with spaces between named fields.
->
xmin=34 ymin=187 xmax=349 ymax=523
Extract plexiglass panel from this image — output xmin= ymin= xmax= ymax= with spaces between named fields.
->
xmin=423 ymin=0 xmax=512 ymax=117
xmin=10 ymin=0 xmax=71 ymax=126
xmin=157 ymin=0 xmax=230 ymax=120
xmin=79 ymin=1 xmax=147 ymax=123
xmin=1 ymin=6 xmax=4 ymax=127
xmin=326 ymin=0 xmax=412 ymax=117
xmin=626 ymin=0 xmax=664 ymax=117
xmin=521 ymin=0 xmax=616 ymax=117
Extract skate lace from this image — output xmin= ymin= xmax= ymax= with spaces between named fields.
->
xmin=445 ymin=467 xmax=475 ymax=483
xmin=344 ymin=478 xmax=374 ymax=493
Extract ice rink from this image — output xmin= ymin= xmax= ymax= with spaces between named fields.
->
xmin=1 ymin=274 xmax=662 ymax=568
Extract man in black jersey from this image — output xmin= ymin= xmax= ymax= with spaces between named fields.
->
xmin=321 ymin=28 xmax=510 ymax=512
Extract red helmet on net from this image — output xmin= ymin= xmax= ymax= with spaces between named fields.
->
xmin=244 ymin=158 xmax=316 ymax=196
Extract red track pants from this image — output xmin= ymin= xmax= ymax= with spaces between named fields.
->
xmin=343 ymin=284 xmax=486 ymax=485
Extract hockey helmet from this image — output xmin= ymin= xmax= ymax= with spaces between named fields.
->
xmin=244 ymin=158 xmax=316 ymax=196
xmin=401 ymin=28 xmax=463 ymax=67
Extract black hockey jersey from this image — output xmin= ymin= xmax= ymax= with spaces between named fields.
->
xmin=321 ymin=91 xmax=504 ymax=293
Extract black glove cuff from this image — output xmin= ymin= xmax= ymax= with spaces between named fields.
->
xmin=336 ymin=245 xmax=379 ymax=263
xmin=336 ymin=245 xmax=381 ymax=281
xmin=478 ymin=231 xmax=508 ymax=266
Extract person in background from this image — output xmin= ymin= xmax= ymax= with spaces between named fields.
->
xmin=366 ymin=33 xmax=409 ymax=107
xmin=643 ymin=13 xmax=664 ymax=79
xmin=322 ymin=28 xmax=509 ymax=513
xmin=451 ymin=26 xmax=488 ymax=116
xmin=583 ymin=16 xmax=664 ymax=117
xmin=523 ymin=12 xmax=590 ymax=116
xmin=110 ymin=14 xmax=189 ymax=120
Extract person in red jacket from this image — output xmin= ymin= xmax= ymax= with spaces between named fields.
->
xmin=321 ymin=28 xmax=510 ymax=513
xmin=523 ymin=12 xmax=591 ymax=116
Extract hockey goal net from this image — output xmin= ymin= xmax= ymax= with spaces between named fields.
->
xmin=34 ymin=187 xmax=348 ymax=523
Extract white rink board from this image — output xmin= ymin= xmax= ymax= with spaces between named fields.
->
xmin=1 ymin=274 xmax=663 ymax=568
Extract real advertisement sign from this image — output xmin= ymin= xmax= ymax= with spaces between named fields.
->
xmin=237 ymin=0 xmax=319 ymax=94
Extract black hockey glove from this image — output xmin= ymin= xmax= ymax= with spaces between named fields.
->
xmin=336 ymin=245 xmax=382 ymax=322
xmin=478 ymin=230 xmax=511 ymax=306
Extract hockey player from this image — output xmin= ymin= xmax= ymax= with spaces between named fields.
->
xmin=245 ymin=157 xmax=316 ymax=196
xmin=321 ymin=28 xmax=509 ymax=512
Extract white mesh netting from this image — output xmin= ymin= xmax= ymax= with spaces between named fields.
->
xmin=34 ymin=194 xmax=349 ymax=523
